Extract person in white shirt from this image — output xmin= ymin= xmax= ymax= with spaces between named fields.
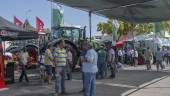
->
xmin=19 ymin=49 xmax=29 ymax=82
xmin=133 ymin=49 xmax=138 ymax=66
xmin=82 ymin=41 xmax=98 ymax=96
xmin=118 ymin=48 xmax=123 ymax=63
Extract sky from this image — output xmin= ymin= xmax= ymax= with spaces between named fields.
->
xmin=0 ymin=0 xmax=107 ymax=36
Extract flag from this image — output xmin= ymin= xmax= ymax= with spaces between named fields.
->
xmin=36 ymin=17 xmax=44 ymax=32
xmin=52 ymin=7 xmax=64 ymax=27
xmin=14 ymin=16 xmax=23 ymax=26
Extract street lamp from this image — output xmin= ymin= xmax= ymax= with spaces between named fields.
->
xmin=25 ymin=9 xmax=32 ymax=20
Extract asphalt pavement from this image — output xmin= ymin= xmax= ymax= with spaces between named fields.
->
xmin=0 ymin=65 xmax=170 ymax=96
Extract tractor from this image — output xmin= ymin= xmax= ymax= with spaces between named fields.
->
xmin=50 ymin=25 xmax=86 ymax=69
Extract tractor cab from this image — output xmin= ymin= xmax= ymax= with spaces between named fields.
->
xmin=52 ymin=25 xmax=86 ymax=44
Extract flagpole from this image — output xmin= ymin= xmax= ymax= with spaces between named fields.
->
xmin=51 ymin=0 xmax=53 ymax=39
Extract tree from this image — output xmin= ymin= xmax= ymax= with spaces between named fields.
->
xmin=97 ymin=19 xmax=114 ymax=35
xmin=97 ymin=19 xmax=154 ymax=41
xmin=117 ymin=22 xmax=153 ymax=40
xmin=117 ymin=21 xmax=137 ymax=40
xmin=163 ymin=21 xmax=170 ymax=33
xmin=135 ymin=23 xmax=153 ymax=35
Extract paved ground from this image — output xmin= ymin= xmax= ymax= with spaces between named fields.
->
xmin=0 ymin=65 xmax=170 ymax=96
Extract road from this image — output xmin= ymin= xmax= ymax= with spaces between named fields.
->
xmin=0 ymin=65 xmax=170 ymax=96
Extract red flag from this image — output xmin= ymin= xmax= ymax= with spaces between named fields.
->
xmin=36 ymin=17 xmax=44 ymax=32
xmin=14 ymin=16 xmax=23 ymax=26
xmin=0 ymin=42 xmax=5 ymax=89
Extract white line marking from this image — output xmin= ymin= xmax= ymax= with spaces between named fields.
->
xmin=72 ymin=79 xmax=136 ymax=88
xmin=0 ymin=88 xmax=9 ymax=92
xmin=121 ymin=76 xmax=168 ymax=96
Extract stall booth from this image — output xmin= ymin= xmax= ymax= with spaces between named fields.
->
xmin=0 ymin=16 xmax=38 ymax=88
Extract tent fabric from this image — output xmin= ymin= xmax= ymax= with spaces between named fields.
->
xmin=0 ymin=29 xmax=38 ymax=41
xmin=54 ymin=0 xmax=170 ymax=23
xmin=0 ymin=16 xmax=24 ymax=31
xmin=0 ymin=16 xmax=38 ymax=41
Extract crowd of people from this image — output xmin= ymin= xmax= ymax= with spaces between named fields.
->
xmin=17 ymin=39 xmax=170 ymax=96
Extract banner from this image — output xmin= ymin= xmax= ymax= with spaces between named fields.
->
xmin=36 ymin=17 xmax=44 ymax=32
xmin=52 ymin=8 xmax=64 ymax=27
xmin=14 ymin=16 xmax=23 ymax=26
xmin=0 ymin=37 xmax=5 ymax=89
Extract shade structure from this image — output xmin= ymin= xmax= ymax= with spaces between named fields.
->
xmin=0 ymin=16 xmax=38 ymax=41
xmin=0 ymin=16 xmax=24 ymax=31
xmin=53 ymin=0 xmax=170 ymax=23
xmin=0 ymin=29 xmax=38 ymax=41
xmin=116 ymin=41 xmax=124 ymax=47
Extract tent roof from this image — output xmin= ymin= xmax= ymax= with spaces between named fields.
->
xmin=0 ymin=16 xmax=38 ymax=41
xmin=0 ymin=16 xmax=24 ymax=31
xmin=53 ymin=0 xmax=170 ymax=23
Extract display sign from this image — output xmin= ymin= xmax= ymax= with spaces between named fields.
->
xmin=0 ymin=30 xmax=18 ymax=37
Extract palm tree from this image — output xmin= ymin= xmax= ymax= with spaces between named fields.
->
xmin=97 ymin=19 xmax=154 ymax=41
xmin=97 ymin=19 xmax=114 ymax=35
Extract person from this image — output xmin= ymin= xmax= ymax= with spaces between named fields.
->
xmin=54 ymin=40 xmax=67 ymax=95
xmin=118 ymin=48 xmax=123 ymax=64
xmin=167 ymin=48 xmax=170 ymax=66
xmin=132 ymin=49 xmax=138 ymax=66
xmin=96 ymin=45 xmax=107 ymax=79
xmin=66 ymin=47 xmax=73 ymax=80
xmin=127 ymin=48 xmax=132 ymax=65
xmin=105 ymin=41 xmax=115 ymax=78
xmin=77 ymin=45 xmax=87 ymax=92
xmin=82 ymin=41 xmax=98 ymax=96
xmin=155 ymin=48 xmax=164 ymax=71
xmin=19 ymin=49 xmax=29 ymax=82
xmin=144 ymin=47 xmax=153 ymax=70
xmin=39 ymin=53 xmax=46 ymax=82
xmin=44 ymin=44 xmax=54 ymax=84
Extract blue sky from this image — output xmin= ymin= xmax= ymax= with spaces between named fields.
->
xmin=0 ymin=0 xmax=107 ymax=36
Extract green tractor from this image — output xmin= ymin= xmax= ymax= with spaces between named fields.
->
xmin=51 ymin=25 xmax=86 ymax=69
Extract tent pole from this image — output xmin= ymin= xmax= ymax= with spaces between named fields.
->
xmin=38 ymin=36 xmax=40 ymax=62
xmin=89 ymin=11 xmax=92 ymax=42
xmin=0 ymin=37 xmax=6 ymax=89
xmin=132 ymin=30 xmax=135 ymax=49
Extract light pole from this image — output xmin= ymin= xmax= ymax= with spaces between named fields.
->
xmin=25 ymin=9 xmax=32 ymax=20
xmin=24 ymin=10 xmax=32 ymax=51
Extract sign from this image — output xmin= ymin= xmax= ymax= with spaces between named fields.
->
xmin=0 ymin=30 xmax=18 ymax=37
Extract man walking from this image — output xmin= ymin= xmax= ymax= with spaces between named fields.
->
xmin=144 ymin=47 xmax=153 ymax=70
xmin=44 ymin=44 xmax=54 ymax=84
xmin=54 ymin=40 xmax=67 ymax=95
xmin=82 ymin=42 xmax=98 ymax=96
xmin=155 ymin=48 xmax=164 ymax=71
xmin=19 ymin=49 xmax=29 ymax=83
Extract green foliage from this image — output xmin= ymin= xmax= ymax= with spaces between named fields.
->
xmin=97 ymin=19 xmax=114 ymax=35
xmin=91 ymin=40 xmax=101 ymax=49
xmin=163 ymin=21 xmax=170 ymax=33
xmin=136 ymin=23 xmax=153 ymax=35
